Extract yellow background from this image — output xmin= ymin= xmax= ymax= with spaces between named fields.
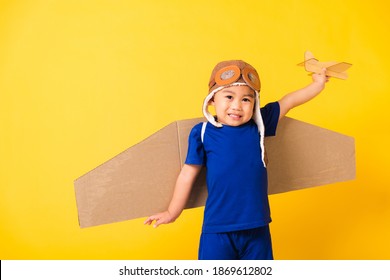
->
xmin=1 ymin=0 xmax=389 ymax=260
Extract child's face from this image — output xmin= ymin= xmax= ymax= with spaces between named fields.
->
xmin=210 ymin=85 xmax=255 ymax=126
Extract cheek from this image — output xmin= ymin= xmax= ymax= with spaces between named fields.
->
xmin=246 ymin=105 xmax=255 ymax=118
xmin=245 ymin=103 xmax=255 ymax=112
xmin=215 ymin=100 xmax=229 ymax=109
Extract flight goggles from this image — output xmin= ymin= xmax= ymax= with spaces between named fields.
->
xmin=208 ymin=64 xmax=261 ymax=92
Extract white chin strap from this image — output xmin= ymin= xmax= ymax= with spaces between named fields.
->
xmin=202 ymin=83 xmax=266 ymax=167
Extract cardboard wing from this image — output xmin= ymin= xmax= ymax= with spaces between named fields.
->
xmin=74 ymin=117 xmax=355 ymax=228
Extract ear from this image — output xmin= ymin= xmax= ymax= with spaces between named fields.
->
xmin=208 ymin=97 xmax=215 ymax=106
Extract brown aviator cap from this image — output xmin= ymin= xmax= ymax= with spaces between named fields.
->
xmin=208 ymin=60 xmax=261 ymax=94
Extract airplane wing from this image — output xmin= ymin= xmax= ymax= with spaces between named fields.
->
xmin=74 ymin=117 xmax=356 ymax=228
xmin=327 ymin=62 xmax=353 ymax=73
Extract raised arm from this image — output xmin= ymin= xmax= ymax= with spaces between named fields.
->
xmin=278 ymin=68 xmax=328 ymax=120
xmin=144 ymin=164 xmax=202 ymax=228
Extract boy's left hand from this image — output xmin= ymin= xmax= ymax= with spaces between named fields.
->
xmin=312 ymin=68 xmax=329 ymax=88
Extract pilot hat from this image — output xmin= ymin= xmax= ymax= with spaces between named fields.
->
xmin=203 ymin=60 xmax=267 ymax=167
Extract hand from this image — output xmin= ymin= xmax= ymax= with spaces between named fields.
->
xmin=312 ymin=68 xmax=329 ymax=89
xmin=144 ymin=211 xmax=175 ymax=228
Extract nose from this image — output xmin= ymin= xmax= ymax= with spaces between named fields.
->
xmin=231 ymin=99 xmax=242 ymax=111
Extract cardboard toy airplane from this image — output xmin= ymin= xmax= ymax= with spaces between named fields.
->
xmin=298 ymin=50 xmax=352 ymax=79
xmin=74 ymin=117 xmax=356 ymax=228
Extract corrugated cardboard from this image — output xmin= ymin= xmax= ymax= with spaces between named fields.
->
xmin=74 ymin=117 xmax=355 ymax=228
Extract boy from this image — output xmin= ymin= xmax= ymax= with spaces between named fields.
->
xmin=144 ymin=60 xmax=328 ymax=259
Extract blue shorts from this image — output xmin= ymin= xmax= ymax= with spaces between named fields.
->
xmin=198 ymin=225 xmax=273 ymax=260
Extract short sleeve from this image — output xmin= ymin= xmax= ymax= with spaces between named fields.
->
xmin=260 ymin=101 xmax=280 ymax=137
xmin=185 ymin=123 xmax=206 ymax=165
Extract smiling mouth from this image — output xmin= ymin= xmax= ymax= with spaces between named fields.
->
xmin=228 ymin=113 xmax=242 ymax=120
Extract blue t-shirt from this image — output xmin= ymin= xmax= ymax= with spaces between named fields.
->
xmin=185 ymin=102 xmax=280 ymax=233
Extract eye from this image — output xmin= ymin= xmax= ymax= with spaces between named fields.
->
xmin=225 ymin=95 xmax=233 ymax=100
xmin=242 ymin=98 xmax=252 ymax=103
